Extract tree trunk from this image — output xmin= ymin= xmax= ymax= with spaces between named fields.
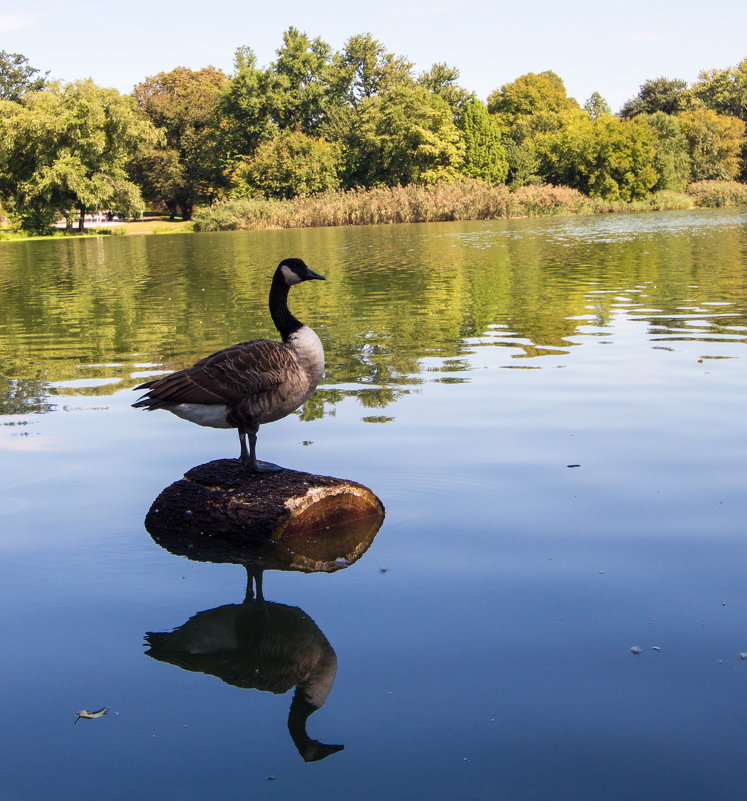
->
xmin=78 ymin=207 xmax=86 ymax=232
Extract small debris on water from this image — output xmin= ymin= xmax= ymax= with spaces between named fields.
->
xmin=567 ymin=464 xmax=581 ymax=468
xmin=334 ymin=558 xmax=348 ymax=567
xmin=74 ymin=707 xmax=108 ymax=724
xmin=652 ymin=646 xmax=661 ymax=652
xmin=739 ymin=652 xmax=747 ymax=661
xmin=630 ymin=646 xmax=643 ymax=655
xmin=380 ymin=567 xmax=389 ymax=574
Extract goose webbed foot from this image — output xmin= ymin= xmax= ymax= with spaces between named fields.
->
xmin=254 ymin=460 xmax=284 ymax=472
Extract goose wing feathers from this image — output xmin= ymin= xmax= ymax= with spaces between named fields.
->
xmin=134 ymin=340 xmax=302 ymax=408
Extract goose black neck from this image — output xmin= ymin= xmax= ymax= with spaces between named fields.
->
xmin=269 ymin=271 xmax=303 ymax=341
xmin=288 ymin=689 xmax=343 ymax=762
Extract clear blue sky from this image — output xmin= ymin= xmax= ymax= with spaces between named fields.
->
xmin=2 ymin=1 xmax=745 ymax=111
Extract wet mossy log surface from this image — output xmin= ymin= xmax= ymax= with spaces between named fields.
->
xmin=145 ymin=459 xmax=385 ymax=560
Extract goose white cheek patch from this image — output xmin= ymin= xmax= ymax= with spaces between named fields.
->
xmin=281 ymin=265 xmax=303 ymax=285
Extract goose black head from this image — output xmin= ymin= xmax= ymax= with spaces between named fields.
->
xmin=278 ymin=258 xmax=326 ymax=286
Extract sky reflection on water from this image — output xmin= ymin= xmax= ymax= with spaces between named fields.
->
xmin=1 ymin=209 xmax=747 ymax=800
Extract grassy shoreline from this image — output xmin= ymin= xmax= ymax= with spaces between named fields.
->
xmin=0 ymin=216 xmax=194 ymax=242
xmin=2 ymin=181 xmax=746 ymax=242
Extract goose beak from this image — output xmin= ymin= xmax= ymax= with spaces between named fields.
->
xmin=306 ymin=269 xmax=326 ymax=281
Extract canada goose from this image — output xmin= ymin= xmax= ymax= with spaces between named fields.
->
xmin=133 ymin=258 xmax=325 ymax=470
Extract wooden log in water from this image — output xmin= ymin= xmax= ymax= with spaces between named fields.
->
xmin=145 ymin=459 xmax=385 ymax=572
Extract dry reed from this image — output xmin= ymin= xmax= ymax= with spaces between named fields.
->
xmin=193 ymin=179 xmax=747 ymax=232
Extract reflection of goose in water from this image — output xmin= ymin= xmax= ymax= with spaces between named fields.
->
xmin=146 ymin=567 xmax=343 ymax=762
xmin=133 ymin=258 xmax=325 ymax=471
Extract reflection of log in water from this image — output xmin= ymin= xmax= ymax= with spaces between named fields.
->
xmin=145 ymin=459 xmax=385 ymax=573
xmin=146 ymin=575 xmax=343 ymax=762
xmin=144 ymin=460 xmax=385 ymax=762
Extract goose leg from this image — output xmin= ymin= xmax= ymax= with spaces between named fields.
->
xmin=247 ymin=429 xmax=258 ymax=467
xmin=253 ymin=568 xmax=264 ymax=602
xmin=243 ymin=565 xmax=264 ymax=603
xmin=238 ymin=425 xmax=282 ymax=472
xmin=238 ymin=428 xmax=251 ymax=466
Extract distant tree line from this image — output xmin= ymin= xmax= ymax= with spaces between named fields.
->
xmin=1 ymin=34 xmax=746 ymax=233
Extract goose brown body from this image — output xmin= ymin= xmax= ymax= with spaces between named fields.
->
xmin=133 ymin=258 xmax=325 ymax=470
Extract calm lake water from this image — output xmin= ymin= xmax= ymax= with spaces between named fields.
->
xmin=1 ymin=209 xmax=747 ymax=800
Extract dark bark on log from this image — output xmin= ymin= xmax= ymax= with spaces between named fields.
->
xmin=145 ymin=459 xmax=385 ymax=573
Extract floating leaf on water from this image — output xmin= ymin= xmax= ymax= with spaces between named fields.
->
xmin=74 ymin=707 xmax=108 ymax=723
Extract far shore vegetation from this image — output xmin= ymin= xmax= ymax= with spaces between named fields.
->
xmin=1 ymin=34 xmax=747 ymax=239
xmin=191 ymin=179 xmax=747 ymax=232
xmin=3 ymin=180 xmax=746 ymax=242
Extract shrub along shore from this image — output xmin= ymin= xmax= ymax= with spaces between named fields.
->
xmin=192 ymin=180 xmax=747 ymax=232
xmin=2 ymin=180 xmax=746 ymax=241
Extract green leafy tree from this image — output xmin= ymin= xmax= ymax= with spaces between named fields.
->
xmin=272 ymin=27 xmax=333 ymax=132
xmin=487 ymin=71 xmax=578 ymax=125
xmin=217 ymin=48 xmax=282 ymax=162
xmin=318 ymin=34 xmax=416 ymax=163
xmin=0 ymin=80 xmax=155 ymax=233
xmin=536 ymin=111 xmax=658 ymax=200
xmin=584 ymin=92 xmax=611 ymax=120
xmin=132 ymin=66 xmax=228 ymax=219
xmin=692 ymin=59 xmax=747 ymax=178
xmin=497 ymin=113 xmax=564 ymax=188
xmin=692 ymin=59 xmax=747 ymax=120
xmin=644 ymin=112 xmax=691 ymax=190
xmin=0 ymin=50 xmax=47 ymax=102
xmin=327 ymin=33 xmax=414 ymax=108
xmin=502 ymin=140 xmax=542 ymax=188
xmin=343 ymin=85 xmax=464 ymax=187
xmin=619 ymin=77 xmax=691 ymax=118
xmin=456 ymin=98 xmax=508 ymax=182
xmin=236 ymin=129 xmax=340 ymax=198
xmin=488 ymin=71 xmax=578 ymax=187
xmin=677 ymin=108 xmax=746 ymax=181
xmin=418 ymin=63 xmax=471 ymax=115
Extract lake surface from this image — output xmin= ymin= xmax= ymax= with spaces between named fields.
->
xmin=1 ymin=209 xmax=747 ymax=800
